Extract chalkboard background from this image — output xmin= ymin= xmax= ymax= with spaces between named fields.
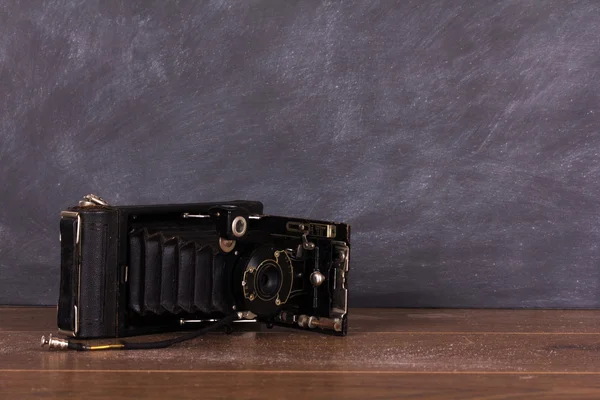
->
xmin=1 ymin=1 xmax=599 ymax=308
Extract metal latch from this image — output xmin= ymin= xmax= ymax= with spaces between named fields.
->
xmin=79 ymin=194 xmax=109 ymax=207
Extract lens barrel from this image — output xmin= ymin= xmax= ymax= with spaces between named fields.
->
xmin=235 ymin=245 xmax=294 ymax=317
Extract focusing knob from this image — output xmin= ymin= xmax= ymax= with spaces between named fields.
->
xmin=310 ymin=271 xmax=326 ymax=287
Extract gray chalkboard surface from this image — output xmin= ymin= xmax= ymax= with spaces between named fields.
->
xmin=1 ymin=1 xmax=599 ymax=308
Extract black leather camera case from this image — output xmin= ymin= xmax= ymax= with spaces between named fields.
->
xmin=58 ymin=208 xmax=119 ymax=337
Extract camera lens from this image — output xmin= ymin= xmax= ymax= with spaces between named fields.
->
xmin=236 ymin=245 xmax=294 ymax=316
xmin=255 ymin=262 xmax=282 ymax=300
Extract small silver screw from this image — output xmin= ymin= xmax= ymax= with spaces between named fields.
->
xmin=232 ymin=305 xmax=237 ymax=310
xmin=241 ymin=280 xmax=247 ymax=286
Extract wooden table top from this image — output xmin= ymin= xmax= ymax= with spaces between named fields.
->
xmin=2 ymin=307 xmax=600 ymax=399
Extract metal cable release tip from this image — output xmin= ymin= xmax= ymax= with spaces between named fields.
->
xmin=40 ymin=334 xmax=69 ymax=350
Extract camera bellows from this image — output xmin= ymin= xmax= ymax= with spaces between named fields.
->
xmin=128 ymin=229 xmax=232 ymax=316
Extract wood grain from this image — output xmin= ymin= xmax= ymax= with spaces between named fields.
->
xmin=2 ymin=307 xmax=600 ymax=398
xmin=2 ymin=372 xmax=600 ymax=400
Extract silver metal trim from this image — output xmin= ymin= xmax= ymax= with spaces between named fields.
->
xmin=60 ymin=211 xmax=81 ymax=244
xmin=57 ymin=327 xmax=75 ymax=337
xmin=331 ymin=242 xmax=349 ymax=321
xmin=57 ymin=304 xmax=78 ymax=337
xmin=182 ymin=213 xmax=210 ymax=219
xmin=286 ymin=221 xmax=336 ymax=239
xmin=180 ymin=319 xmax=257 ymax=325
xmin=60 ymin=210 xmax=81 ymax=336
xmin=73 ymin=305 xmax=79 ymax=336
xmin=231 ymin=216 xmax=247 ymax=237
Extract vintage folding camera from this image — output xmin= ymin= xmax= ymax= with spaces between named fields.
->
xmin=56 ymin=194 xmax=350 ymax=340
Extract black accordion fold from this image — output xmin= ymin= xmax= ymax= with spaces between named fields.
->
xmin=128 ymin=228 xmax=232 ymax=316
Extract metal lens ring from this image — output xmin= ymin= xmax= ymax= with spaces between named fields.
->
xmin=241 ymin=245 xmax=294 ymax=316
xmin=254 ymin=261 xmax=283 ymax=301
xmin=232 ymin=216 xmax=247 ymax=237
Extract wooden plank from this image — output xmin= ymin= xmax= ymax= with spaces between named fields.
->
xmin=351 ymin=308 xmax=600 ymax=333
xmin=2 ymin=371 xmax=600 ymax=400
xmin=3 ymin=330 xmax=600 ymax=372
xmin=0 ymin=307 xmax=56 ymax=332
xmin=3 ymin=307 xmax=600 ymax=399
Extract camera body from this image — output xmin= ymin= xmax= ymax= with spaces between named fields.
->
xmin=57 ymin=195 xmax=350 ymax=338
